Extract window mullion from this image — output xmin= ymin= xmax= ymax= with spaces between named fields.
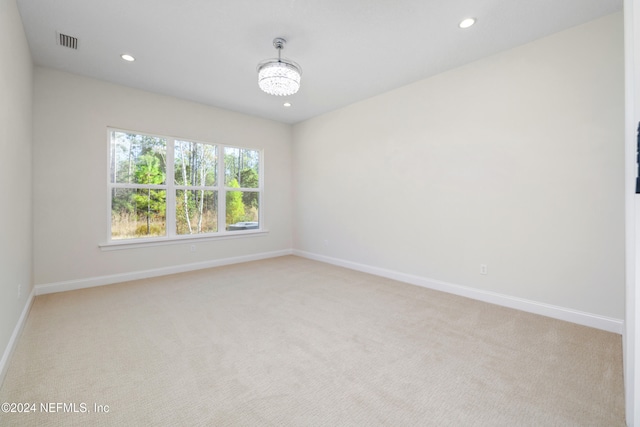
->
xmin=166 ymin=138 xmax=176 ymax=238
xmin=259 ymin=148 xmax=264 ymax=230
xmin=218 ymin=145 xmax=226 ymax=233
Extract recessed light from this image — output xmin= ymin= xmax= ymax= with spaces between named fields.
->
xmin=459 ymin=18 xmax=476 ymax=29
xmin=283 ymin=102 xmax=292 ymax=107
xmin=121 ymin=54 xmax=135 ymax=62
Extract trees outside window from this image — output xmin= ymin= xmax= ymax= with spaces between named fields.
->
xmin=108 ymin=130 xmax=262 ymax=241
xmin=174 ymin=140 xmax=217 ymax=235
xmin=224 ymin=147 xmax=260 ymax=228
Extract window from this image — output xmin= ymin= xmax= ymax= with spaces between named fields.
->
xmin=108 ymin=129 xmax=262 ymax=243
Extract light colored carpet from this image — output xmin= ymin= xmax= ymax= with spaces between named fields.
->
xmin=0 ymin=255 xmax=624 ymax=426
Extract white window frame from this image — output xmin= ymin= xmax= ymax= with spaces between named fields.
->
xmin=101 ymin=128 xmax=265 ymax=250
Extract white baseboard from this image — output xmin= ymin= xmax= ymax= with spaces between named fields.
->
xmin=0 ymin=288 xmax=35 ymax=387
xmin=293 ymin=250 xmax=624 ymax=334
xmin=35 ymin=249 xmax=293 ymax=296
xmin=32 ymin=247 xmax=623 ymax=334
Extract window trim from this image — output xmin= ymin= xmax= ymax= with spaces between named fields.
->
xmin=102 ymin=128 xmax=265 ymax=249
xmin=99 ymin=228 xmax=269 ymax=251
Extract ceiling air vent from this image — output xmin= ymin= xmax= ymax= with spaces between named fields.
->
xmin=57 ymin=32 xmax=78 ymax=49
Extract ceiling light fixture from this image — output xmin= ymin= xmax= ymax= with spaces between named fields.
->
xmin=257 ymin=38 xmax=302 ymax=96
xmin=283 ymin=102 xmax=292 ymax=107
xmin=459 ymin=18 xmax=476 ymax=29
xmin=121 ymin=54 xmax=135 ymax=62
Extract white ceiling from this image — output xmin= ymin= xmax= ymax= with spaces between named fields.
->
xmin=17 ymin=0 xmax=622 ymax=124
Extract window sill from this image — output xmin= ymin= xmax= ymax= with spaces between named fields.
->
xmin=99 ymin=229 xmax=269 ymax=251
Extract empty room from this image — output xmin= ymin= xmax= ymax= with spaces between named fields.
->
xmin=2 ymin=0 xmax=639 ymax=425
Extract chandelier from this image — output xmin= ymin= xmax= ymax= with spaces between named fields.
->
xmin=257 ymin=38 xmax=302 ymax=96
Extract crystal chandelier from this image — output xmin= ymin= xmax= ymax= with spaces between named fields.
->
xmin=257 ymin=38 xmax=302 ymax=96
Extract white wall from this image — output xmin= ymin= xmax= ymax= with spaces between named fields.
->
xmin=624 ymin=0 xmax=640 ymax=423
xmin=0 ymin=0 xmax=33 ymax=381
xmin=293 ymin=13 xmax=625 ymax=320
xmin=32 ymin=68 xmax=293 ymax=286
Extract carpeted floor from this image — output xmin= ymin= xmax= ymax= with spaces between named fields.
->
xmin=0 ymin=256 xmax=625 ymax=426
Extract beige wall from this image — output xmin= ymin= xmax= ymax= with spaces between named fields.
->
xmin=0 ymin=0 xmax=33 ymax=376
xmin=293 ymin=13 xmax=625 ymax=319
xmin=32 ymin=68 xmax=293 ymax=285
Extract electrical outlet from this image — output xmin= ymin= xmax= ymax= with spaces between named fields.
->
xmin=190 ymin=244 xmax=196 ymax=252
xmin=480 ymin=264 xmax=488 ymax=275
